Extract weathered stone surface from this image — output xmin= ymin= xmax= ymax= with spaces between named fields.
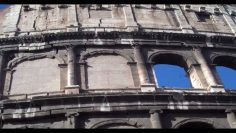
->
xmin=0 ymin=4 xmax=236 ymax=129
xmin=86 ymin=55 xmax=134 ymax=89
xmin=10 ymin=58 xmax=60 ymax=95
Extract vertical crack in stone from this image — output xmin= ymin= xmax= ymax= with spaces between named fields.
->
xmin=45 ymin=10 xmax=48 ymax=30
xmin=33 ymin=16 xmax=38 ymax=31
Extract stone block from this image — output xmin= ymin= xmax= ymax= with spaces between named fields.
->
xmin=209 ymin=85 xmax=225 ymax=93
xmin=141 ymin=84 xmax=156 ymax=92
xmin=64 ymin=85 xmax=80 ymax=94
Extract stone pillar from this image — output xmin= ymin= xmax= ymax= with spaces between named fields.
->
xmin=0 ymin=52 xmax=4 ymax=96
xmin=150 ymin=110 xmax=163 ymax=128
xmin=133 ymin=44 xmax=156 ymax=92
xmin=65 ymin=46 xmax=79 ymax=94
xmin=3 ymin=69 xmax=13 ymax=96
xmin=67 ymin=46 xmax=76 ymax=86
xmin=193 ymin=48 xmax=224 ymax=92
xmin=226 ymin=110 xmax=236 ymax=128
xmin=65 ymin=111 xmax=79 ymax=128
xmin=79 ymin=61 xmax=87 ymax=90
xmin=188 ymin=64 xmax=208 ymax=89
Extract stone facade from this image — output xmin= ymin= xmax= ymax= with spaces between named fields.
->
xmin=0 ymin=4 xmax=236 ymax=128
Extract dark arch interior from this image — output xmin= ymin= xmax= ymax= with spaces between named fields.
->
xmin=152 ymin=53 xmax=188 ymax=71
xmin=178 ymin=122 xmax=214 ymax=129
xmin=213 ymin=56 xmax=236 ymax=70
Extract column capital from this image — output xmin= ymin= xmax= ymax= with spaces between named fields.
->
xmin=226 ymin=109 xmax=234 ymax=113
xmin=67 ymin=45 xmax=76 ymax=50
xmin=131 ymin=42 xmax=141 ymax=48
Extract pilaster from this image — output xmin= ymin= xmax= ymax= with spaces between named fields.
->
xmin=133 ymin=44 xmax=156 ymax=92
xmin=172 ymin=4 xmax=194 ymax=34
xmin=65 ymin=46 xmax=79 ymax=94
xmin=0 ymin=52 xmax=4 ymax=96
xmin=149 ymin=110 xmax=163 ymax=128
xmin=226 ymin=109 xmax=236 ymax=128
xmin=193 ymin=48 xmax=224 ymax=92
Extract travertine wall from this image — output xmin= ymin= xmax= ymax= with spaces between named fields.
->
xmin=133 ymin=5 xmax=179 ymax=29
xmin=1 ymin=4 xmax=236 ymax=36
xmin=10 ymin=58 xmax=60 ymax=95
xmin=86 ymin=55 xmax=134 ymax=89
xmin=0 ymin=4 xmax=236 ymax=129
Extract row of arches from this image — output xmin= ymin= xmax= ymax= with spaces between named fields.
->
xmin=152 ymin=53 xmax=236 ymax=90
xmin=81 ymin=50 xmax=236 ymax=90
xmin=3 ymin=49 xmax=236 ymax=95
xmin=88 ymin=118 xmax=216 ymax=129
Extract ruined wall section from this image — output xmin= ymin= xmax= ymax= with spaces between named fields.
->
xmin=76 ymin=5 xmax=126 ymax=29
xmin=180 ymin=5 xmax=232 ymax=35
xmin=133 ymin=5 xmax=179 ymax=30
xmin=17 ymin=5 xmax=70 ymax=33
xmin=2 ymin=5 xmax=236 ymax=37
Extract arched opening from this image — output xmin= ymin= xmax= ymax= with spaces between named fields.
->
xmin=213 ymin=56 xmax=236 ymax=90
xmin=178 ymin=122 xmax=214 ymax=129
xmin=151 ymin=53 xmax=192 ymax=89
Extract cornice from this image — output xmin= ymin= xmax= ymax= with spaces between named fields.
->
xmin=0 ymin=31 xmax=235 ymax=48
xmin=1 ymin=92 xmax=236 ymax=120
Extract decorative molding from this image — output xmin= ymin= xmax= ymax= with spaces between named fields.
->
xmin=148 ymin=51 xmax=198 ymax=67
xmin=7 ymin=53 xmax=66 ymax=69
xmin=80 ymin=50 xmax=134 ymax=62
xmin=0 ymin=31 xmax=236 ymax=51
xmin=209 ymin=52 xmax=236 ymax=64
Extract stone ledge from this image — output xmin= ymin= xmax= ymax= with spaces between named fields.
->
xmin=141 ymin=84 xmax=156 ymax=92
xmin=208 ymin=85 xmax=225 ymax=93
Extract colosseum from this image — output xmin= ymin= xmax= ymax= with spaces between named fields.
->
xmin=0 ymin=4 xmax=236 ymax=128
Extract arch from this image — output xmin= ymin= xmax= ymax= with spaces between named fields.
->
xmin=80 ymin=50 xmax=134 ymax=63
xmin=90 ymin=119 xmax=140 ymax=129
xmin=7 ymin=53 xmax=66 ymax=69
xmin=212 ymin=55 xmax=236 ymax=70
xmin=148 ymin=51 xmax=198 ymax=69
xmin=173 ymin=118 xmax=226 ymax=129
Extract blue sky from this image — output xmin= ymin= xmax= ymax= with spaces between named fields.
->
xmin=0 ymin=5 xmax=8 ymax=9
xmin=154 ymin=64 xmax=192 ymax=89
xmin=155 ymin=64 xmax=236 ymax=90
xmin=0 ymin=5 xmax=235 ymax=90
